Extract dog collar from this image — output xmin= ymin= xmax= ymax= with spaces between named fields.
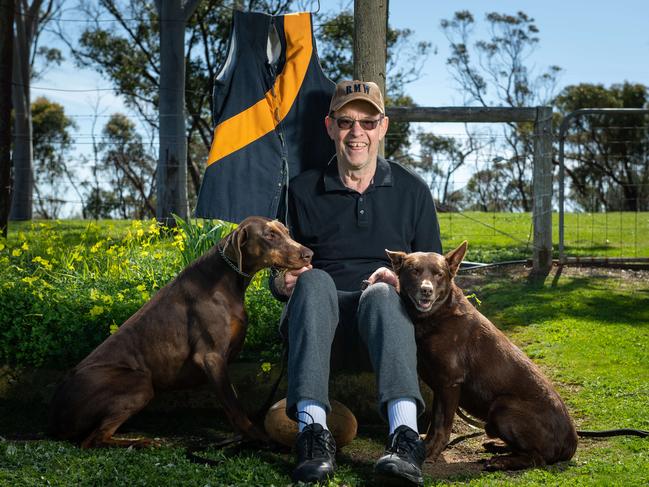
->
xmin=218 ymin=244 xmax=251 ymax=279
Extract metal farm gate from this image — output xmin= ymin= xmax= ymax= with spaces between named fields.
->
xmin=388 ymin=106 xmax=553 ymax=276
xmin=558 ymin=108 xmax=649 ymax=269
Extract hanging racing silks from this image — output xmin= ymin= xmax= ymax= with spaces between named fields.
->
xmin=195 ymin=10 xmax=336 ymax=223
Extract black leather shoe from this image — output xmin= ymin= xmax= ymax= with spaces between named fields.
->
xmin=374 ymin=425 xmax=425 ymax=486
xmin=292 ymin=423 xmax=337 ymax=484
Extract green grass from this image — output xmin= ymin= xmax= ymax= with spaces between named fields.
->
xmin=439 ymin=211 xmax=649 ymax=261
xmin=1 ymin=219 xmax=648 ymax=485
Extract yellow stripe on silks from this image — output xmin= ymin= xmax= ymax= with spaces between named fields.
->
xmin=206 ymin=13 xmax=313 ymax=166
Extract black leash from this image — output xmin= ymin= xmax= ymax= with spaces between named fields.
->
xmin=253 ymin=345 xmax=288 ymax=424
xmin=577 ymin=428 xmax=649 ymax=438
xmin=185 ymin=347 xmax=288 ymax=465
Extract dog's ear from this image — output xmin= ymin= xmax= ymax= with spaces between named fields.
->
xmin=445 ymin=241 xmax=468 ymax=277
xmin=385 ymin=249 xmax=406 ymax=274
xmin=233 ymin=225 xmax=249 ymax=271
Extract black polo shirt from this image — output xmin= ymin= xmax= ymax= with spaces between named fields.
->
xmin=287 ymin=157 xmax=442 ymax=291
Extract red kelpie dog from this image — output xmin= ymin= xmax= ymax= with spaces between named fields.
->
xmin=50 ymin=217 xmax=313 ymax=448
xmin=387 ymin=242 xmax=578 ymax=471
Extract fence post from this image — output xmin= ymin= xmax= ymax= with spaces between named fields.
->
xmin=353 ymin=0 xmax=387 ymax=156
xmin=532 ymin=106 xmax=553 ymax=277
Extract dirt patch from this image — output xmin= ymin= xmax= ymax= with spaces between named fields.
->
xmin=422 ymin=419 xmax=488 ymax=479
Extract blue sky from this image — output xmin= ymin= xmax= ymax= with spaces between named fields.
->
xmin=372 ymin=0 xmax=648 ymax=105
xmin=41 ymin=0 xmax=649 ymax=114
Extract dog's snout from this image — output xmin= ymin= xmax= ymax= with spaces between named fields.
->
xmin=420 ymin=281 xmax=434 ymax=297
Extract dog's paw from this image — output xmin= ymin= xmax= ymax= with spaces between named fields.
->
xmin=484 ymin=456 xmax=507 ymax=471
xmin=482 ymin=439 xmax=510 ymax=454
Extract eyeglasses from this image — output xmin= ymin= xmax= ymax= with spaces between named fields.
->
xmin=329 ymin=115 xmax=384 ymax=130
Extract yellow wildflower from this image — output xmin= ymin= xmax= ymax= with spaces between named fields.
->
xmin=102 ymin=295 xmax=114 ymax=305
xmin=21 ymin=276 xmax=39 ymax=285
xmin=148 ymin=221 xmax=160 ymax=236
xmin=261 ymin=362 xmax=272 ymax=373
xmin=90 ymin=288 xmax=100 ymax=301
xmin=0 ymin=242 xmax=5 ymax=251
xmin=90 ymin=241 xmax=103 ymax=253
xmin=89 ymin=305 xmax=104 ymax=317
xmin=12 ymin=249 xmax=22 ymax=257
xmin=136 ymin=284 xmax=146 ymax=292
xmin=21 ymin=242 xmax=29 ymax=251
xmin=32 ymin=256 xmax=52 ymax=271
xmin=110 ymin=323 xmax=120 ymax=334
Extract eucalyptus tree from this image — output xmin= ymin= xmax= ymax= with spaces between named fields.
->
xmin=555 ymin=82 xmax=649 ymax=211
xmin=31 ymin=97 xmax=78 ymax=219
xmin=440 ymin=10 xmax=561 ymax=211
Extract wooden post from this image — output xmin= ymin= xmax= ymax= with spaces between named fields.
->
xmin=155 ymin=0 xmax=199 ymax=226
xmin=353 ymin=0 xmax=388 ymax=155
xmin=0 ymin=0 xmax=13 ymax=236
xmin=532 ymin=106 xmax=553 ymax=278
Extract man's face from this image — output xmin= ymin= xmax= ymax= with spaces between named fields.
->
xmin=325 ymin=100 xmax=389 ymax=172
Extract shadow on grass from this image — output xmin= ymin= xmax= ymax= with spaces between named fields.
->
xmin=0 ymin=393 xmax=490 ymax=486
xmin=477 ymin=271 xmax=649 ymax=331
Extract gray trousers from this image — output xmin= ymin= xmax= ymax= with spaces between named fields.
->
xmin=282 ymin=268 xmax=423 ymax=422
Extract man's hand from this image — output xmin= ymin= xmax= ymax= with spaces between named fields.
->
xmin=365 ymin=266 xmax=399 ymax=291
xmin=275 ymin=265 xmax=313 ymax=297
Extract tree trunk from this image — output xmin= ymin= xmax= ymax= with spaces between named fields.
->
xmin=353 ymin=0 xmax=388 ymax=157
xmin=0 ymin=0 xmax=14 ymax=236
xmin=10 ymin=1 xmax=36 ymax=221
xmin=156 ymin=0 xmax=198 ymax=226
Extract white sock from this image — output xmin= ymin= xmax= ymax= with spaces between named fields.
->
xmin=296 ymin=399 xmax=328 ymax=432
xmin=387 ymin=397 xmax=418 ymax=435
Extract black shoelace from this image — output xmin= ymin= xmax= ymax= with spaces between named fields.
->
xmin=387 ymin=428 xmax=425 ymax=464
xmin=296 ymin=412 xmax=335 ymax=459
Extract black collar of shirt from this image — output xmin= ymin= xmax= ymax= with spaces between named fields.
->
xmin=323 ymin=156 xmax=393 ymax=193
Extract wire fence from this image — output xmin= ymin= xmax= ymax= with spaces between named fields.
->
xmin=557 ymin=109 xmax=649 ymax=264
xmin=8 ymin=110 xmax=649 ymax=265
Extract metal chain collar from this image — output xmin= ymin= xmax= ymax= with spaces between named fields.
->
xmin=218 ymin=244 xmax=251 ymax=279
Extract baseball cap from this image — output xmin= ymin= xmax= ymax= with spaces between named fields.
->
xmin=329 ymin=80 xmax=385 ymax=114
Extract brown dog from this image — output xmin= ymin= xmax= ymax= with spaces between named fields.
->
xmin=49 ymin=216 xmax=313 ymax=448
xmin=387 ymin=242 xmax=578 ymax=471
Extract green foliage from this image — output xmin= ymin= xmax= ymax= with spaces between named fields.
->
xmin=243 ymin=281 xmax=284 ymax=360
xmin=0 ymin=219 xmax=286 ymax=367
xmin=171 ymin=215 xmax=234 ymax=266
xmin=30 ymin=97 xmax=78 ymax=219
xmin=554 ymin=82 xmax=649 ymax=212
xmin=0 ymin=220 xmax=181 ymax=367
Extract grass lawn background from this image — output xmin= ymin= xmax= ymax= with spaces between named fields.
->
xmin=0 ymin=216 xmax=647 ymax=486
